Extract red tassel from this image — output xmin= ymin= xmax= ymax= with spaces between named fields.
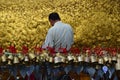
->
xmin=22 ymin=45 xmax=29 ymax=54
xmin=8 ymin=46 xmax=17 ymax=54
xmin=0 ymin=47 xmax=3 ymax=55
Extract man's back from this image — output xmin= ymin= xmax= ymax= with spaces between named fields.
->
xmin=42 ymin=12 xmax=74 ymax=52
xmin=42 ymin=21 xmax=73 ymax=52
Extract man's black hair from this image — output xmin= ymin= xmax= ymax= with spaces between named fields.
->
xmin=49 ymin=12 xmax=61 ymax=21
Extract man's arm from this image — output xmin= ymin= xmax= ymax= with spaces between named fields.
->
xmin=42 ymin=29 xmax=54 ymax=49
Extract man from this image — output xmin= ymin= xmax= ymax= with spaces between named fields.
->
xmin=42 ymin=12 xmax=74 ymax=52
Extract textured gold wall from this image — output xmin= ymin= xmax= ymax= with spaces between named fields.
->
xmin=0 ymin=0 xmax=120 ymax=50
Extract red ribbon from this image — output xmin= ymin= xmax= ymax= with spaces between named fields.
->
xmin=109 ymin=47 xmax=117 ymax=56
xmin=70 ymin=47 xmax=80 ymax=54
xmin=86 ymin=49 xmax=91 ymax=55
xmin=82 ymin=47 xmax=91 ymax=53
xmin=0 ymin=47 xmax=3 ymax=55
xmin=47 ymin=46 xmax=55 ymax=55
xmin=22 ymin=45 xmax=28 ymax=54
xmin=93 ymin=46 xmax=102 ymax=56
xmin=8 ymin=46 xmax=17 ymax=54
xmin=117 ymin=48 xmax=120 ymax=53
xmin=34 ymin=46 xmax=42 ymax=53
xmin=58 ymin=47 xmax=67 ymax=54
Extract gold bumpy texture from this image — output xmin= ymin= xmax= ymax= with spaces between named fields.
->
xmin=0 ymin=0 xmax=119 ymax=51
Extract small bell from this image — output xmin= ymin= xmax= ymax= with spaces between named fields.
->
xmin=40 ymin=53 xmax=46 ymax=62
xmin=67 ymin=54 xmax=74 ymax=61
xmin=115 ymin=58 xmax=120 ymax=70
xmin=108 ymin=56 xmax=112 ymax=63
xmin=24 ymin=55 xmax=29 ymax=62
xmin=98 ymin=58 xmax=104 ymax=64
xmin=49 ymin=56 xmax=53 ymax=63
xmin=112 ymin=56 xmax=117 ymax=61
xmin=28 ymin=53 xmax=36 ymax=60
xmin=42 ymin=51 xmax=49 ymax=61
xmin=102 ymin=50 xmax=109 ymax=62
xmin=54 ymin=53 xmax=62 ymax=63
xmin=78 ymin=54 xmax=84 ymax=62
xmin=54 ymin=57 xmax=60 ymax=63
xmin=43 ymin=52 xmax=48 ymax=57
xmin=73 ymin=55 xmax=77 ymax=62
xmin=36 ymin=56 xmax=40 ymax=62
xmin=61 ymin=56 xmax=65 ymax=63
xmin=103 ymin=56 xmax=109 ymax=62
xmin=8 ymin=60 xmax=12 ymax=65
xmin=8 ymin=54 xmax=13 ymax=60
xmin=1 ymin=54 xmax=7 ymax=62
xmin=18 ymin=54 xmax=24 ymax=61
xmin=90 ymin=54 xmax=97 ymax=63
xmin=84 ymin=54 xmax=90 ymax=62
xmin=36 ymin=59 xmax=39 ymax=63
xmin=117 ymin=53 xmax=120 ymax=57
xmin=13 ymin=56 xmax=19 ymax=64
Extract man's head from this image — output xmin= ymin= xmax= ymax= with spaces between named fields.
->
xmin=48 ymin=12 xmax=61 ymax=26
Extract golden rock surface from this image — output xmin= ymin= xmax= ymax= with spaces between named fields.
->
xmin=0 ymin=0 xmax=119 ymax=50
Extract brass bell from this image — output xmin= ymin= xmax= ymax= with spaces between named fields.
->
xmin=112 ymin=56 xmax=117 ymax=61
xmin=54 ymin=56 xmax=61 ymax=63
xmin=8 ymin=60 xmax=12 ymax=65
xmin=117 ymin=53 xmax=120 ymax=58
xmin=108 ymin=56 xmax=112 ymax=63
xmin=24 ymin=55 xmax=29 ymax=62
xmin=40 ymin=56 xmax=45 ymax=62
xmin=78 ymin=54 xmax=84 ymax=62
xmin=8 ymin=54 xmax=13 ymax=60
xmin=18 ymin=54 xmax=24 ymax=61
xmin=90 ymin=55 xmax=97 ymax=63
xmin=67 ymin=54 xmax=74 ymax=61
xmin=1 ymin=54 xmax=7 ymax=62
xmin=73 ymin=56 xmax=77 ymax=62
xmin=61 ymin=56 xmax=65 ymax=63
xmin=44 ymin=52 xmax=49 ymax=57
xmin=28 ymin=53 xmax=36 ymax=60
xmin=36 ymin=56 xmax=39 ymax=62
xmin=49 ymin=56 xmax=53 ymax=63
xmin=103 ymin=56 xmax=109 ymax=62
xmin=13 ymin=56 xmax=19 ymax=64
xmin=56 ymin=52 xmax=60 ymax=56
xmin=36 ymin=59 xmax=39 ymax=62
xmin=84 ymin=55 xmax=90 ymax=62
xmin=98 ymin=58 xmax=104 ymax=64
xmin=116 ymin=58 xmax=120 ymax=70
